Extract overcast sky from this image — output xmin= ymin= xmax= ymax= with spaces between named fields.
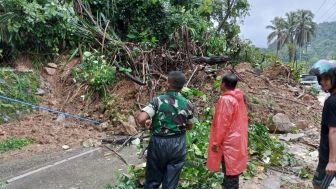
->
xmin=240 ymin=0 xmax=336 ymax=47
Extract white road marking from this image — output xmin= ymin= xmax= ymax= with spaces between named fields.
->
xmin=6 ymin=148 xmax=101 ymax=183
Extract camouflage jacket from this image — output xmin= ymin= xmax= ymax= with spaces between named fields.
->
xmin=142 ymin=90 xmax=195 ymax=136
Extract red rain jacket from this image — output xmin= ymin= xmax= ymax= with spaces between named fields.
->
xmin=206 ymin=89 xmax=248 ymax=175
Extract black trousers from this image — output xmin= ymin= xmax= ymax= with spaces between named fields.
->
xmin=222 ymin=157 xmax=239 ymax=189
xmin=144 ymin=134 xmax=186 ymax=189
xmin=313 ymin=158 xmax=335 ymax=189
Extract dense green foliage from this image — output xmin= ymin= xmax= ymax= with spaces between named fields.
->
xmin=0 ymin=0 xmax=254 ymax=97
xmin=0 ymin=0 xmax=251 ymax=59
xmin=0 ymin=0 xmax=78 ymax=56
xmin=0 ymin=69 xmax=40 ymax=123
xmin=0 ymin=137 xmax=34 ymax=152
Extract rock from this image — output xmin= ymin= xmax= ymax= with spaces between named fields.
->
xmin=131 ymin=138 xmax=141 ymax=145
xmin=3 ymin=116 xmax=10 ymax=123
xmin=44 ymin=67 xmax=57 ymax=75
xmin=68 ymin=187 xmax=78 ymax=189
xmin=35 ymin=88 xmax=45 ymax=95
xmin=279 ymin=133 xmax=304 ymax=142
xmin=309 ymin=150 xmax=319 ymax=159
xmin=302 ymin=94 xmax=314 ymax=102
xmin=47 ymin=63 xmax=58 ymax=69
xmin=287 ymin=143 xmax=318 ymax=170
xmin=296 ymin=120 xmax=309 ymax=130
xmin=62 ymin=145 xmax=70 ymax=150
xmin=261 ymin=176 xmax=281 ymax=189
xmin=135 ymin=163 xmax=146 ymax=170
xmin=82 ymin=139 xmax=101 ymax=148
xmin=96 ymin=122 xmax=109 ymax=132
xmin=61 ymin=58 xmax=81 ymax=79
xmin=288 ymin=85 xmax=299 ymax=93
xmin=56 ymin=114 xmax=65 ymax=122
xmin=121 ymin=116 xmax=138 ymax=135
xmin=271 ymin=113 xmax=295 ymax=133
xmin=235 ymin=63 xmax=253 ymax=73
xmin=0 ymin=129 xmax=5 ymax=136
xmin=48 ymin=100 xmax=58 ymax=106
xmin=273 ymin=108 xmax=286 ymax=114
xmin=241 ymin=183 xmax=260 ymax=189
xmin=260 ymin=90 xmax=270 ymax=97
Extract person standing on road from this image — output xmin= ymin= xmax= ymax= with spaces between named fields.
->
xmin=206 ymin=73 xmax=248 ymax=189
xmin=311 ymin=67 xmax=336 ymax=189
xmin=137 ymin=71 xmax=195 ymax=189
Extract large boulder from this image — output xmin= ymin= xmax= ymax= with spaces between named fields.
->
xmin=44 ymin=67 xmax=57 ymax=75
xmin=121 ymin=116 xmax=138 ymax=135
xmin=270 ymin=113 xmax=295 ymax=133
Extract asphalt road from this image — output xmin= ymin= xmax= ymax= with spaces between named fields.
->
xmin=0 ymin=145 xmax=142 ymax=189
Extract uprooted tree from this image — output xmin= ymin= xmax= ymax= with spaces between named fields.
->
xmin=0 ymin=1 xmax=304 ymax=188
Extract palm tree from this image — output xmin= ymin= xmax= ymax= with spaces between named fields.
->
xmin=266 ymin=17 xmax=286 ymax=56
xmin=266 ymin=10 xmax=317 ymax=65
xmin=284 ymin=11 xmax=298 ymax=64
xmin=294 ymin=10 xmax=317 ymax=62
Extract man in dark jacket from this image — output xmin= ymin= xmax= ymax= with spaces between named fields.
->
xmin=312 ymin=68 xmax=336 ymax=189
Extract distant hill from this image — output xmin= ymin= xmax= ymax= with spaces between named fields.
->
xmin=267 ymin=21 xmax=336 ymax=66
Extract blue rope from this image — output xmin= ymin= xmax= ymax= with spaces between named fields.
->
xmin=0 ymin=95 xmax=101 ymax=125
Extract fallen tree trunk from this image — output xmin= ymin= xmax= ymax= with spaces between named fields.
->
xmin=114 ymin=64 xmax=147 ymax=86
xmin=192 ymin=56 xmax=230 ymax=65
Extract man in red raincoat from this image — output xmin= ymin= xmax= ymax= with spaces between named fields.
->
xmin=207 ymin=73 xmax=248 ymax=189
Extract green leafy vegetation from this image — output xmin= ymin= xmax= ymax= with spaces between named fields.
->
xmin=0 ymin=137 xmax=34 ymax=153
xmin=181 ymin=87 xmax=205 ymax=98
xmin=0 ymin=0 xmax=252 ymax=58
xmin=248 ymin=124 xmax=296 ymax=167
xmin=309 ymin=85 xmax=320 ymax=96
xmin=101 ymin=94 xmax=130 ymax=122
xmin=113 ymin=106 xmax=296 ymax=188
xmin=0 ymin=69 xmax=40 ymax=123
xmin=72 ymin=51 xmax=116 ymax=94
xmin=0 ymin=0 xmax=78 ymax=57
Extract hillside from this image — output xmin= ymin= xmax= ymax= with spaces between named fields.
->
xmin=268 ymin=21 xmax=336 ymax=65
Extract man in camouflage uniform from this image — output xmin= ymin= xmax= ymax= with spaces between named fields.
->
xmin=137 ymin=71 xmax=195 ymax=189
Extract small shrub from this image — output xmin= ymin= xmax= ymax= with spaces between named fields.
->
xmin=72 ymin=51 xmax=117 ymax=94
xmin=309 ymin=85 xmax=320 ymax=96
xmin=0 ymin=137 xmax=34 ymax=153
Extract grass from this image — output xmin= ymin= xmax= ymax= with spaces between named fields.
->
xmin=103 ymin=184 xmax=113 ymax=189
xmin=0 ymin=137 xmax=34 ymax=153
xmin=0 ymin=68 xmax=40 ymax=123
